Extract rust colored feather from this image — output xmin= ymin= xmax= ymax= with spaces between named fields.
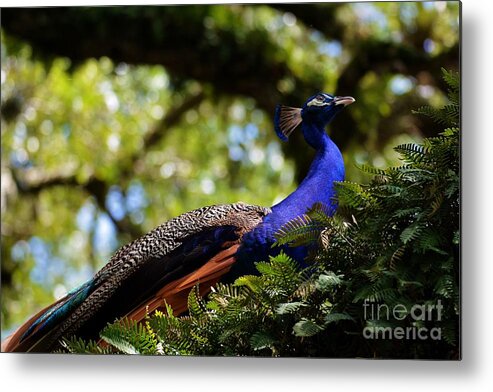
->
xmin=1 ymin=295 xmax=68 ymax=352
xmin=126 ymin=244 xmax=240 ymax=321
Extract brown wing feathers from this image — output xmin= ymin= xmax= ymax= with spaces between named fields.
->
xmin=2 ymin=203 xmax=269 ymax=352
xmin=126 ymin=243 xmax=240 ymax=320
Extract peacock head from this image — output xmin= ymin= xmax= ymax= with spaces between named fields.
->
xmin=274 ymin=93 xmax=355 ymax=142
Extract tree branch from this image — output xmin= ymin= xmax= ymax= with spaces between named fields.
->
xmin=1 ymin=7 xmax=312 ymax=112
xmin=119 ymin=89 xmax=206 ymax=179
xmin=10 ymin=89 xmax=206 ymax=239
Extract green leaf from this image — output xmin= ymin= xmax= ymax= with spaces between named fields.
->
xmin=187 ymin=284 xmax=207 ymax=318
xmin=234 ymin=275 xmax=263 ymax=292
xmin=324 ymin=313 xmax=354 ymax=324
xmin=293 ymin=319 xmax=324 ymax=337
xmin=275 ymin=301 xmax=307 ymax=315
xmin=400 ymin=222 xmax=424 ymax=244
xmin=315 ymin=272 xmax=344 ymax=292
xmin=250 ymin=332 xmax=277 ymax=351
xmin=100 ymin=319 xmax=157 ymax=355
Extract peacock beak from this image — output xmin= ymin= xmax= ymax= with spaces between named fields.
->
xmin=334 ymin=96 xmax=355 ymax=106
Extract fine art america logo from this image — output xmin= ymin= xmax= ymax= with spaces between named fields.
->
xmin=362 ymin=299 xmax=443 ymax=340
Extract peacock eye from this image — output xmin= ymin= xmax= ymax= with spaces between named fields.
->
xmin=307 ymin=94 xmax=329 ymax=107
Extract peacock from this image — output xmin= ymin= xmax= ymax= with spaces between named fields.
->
xmin=2 ymin=93 xmax=354 ymax=352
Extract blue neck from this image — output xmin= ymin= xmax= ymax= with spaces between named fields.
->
xmin=268 ymin=122 xmax=345 ymax=224
xmin=229 ymin=122 xmax=345 ymax=279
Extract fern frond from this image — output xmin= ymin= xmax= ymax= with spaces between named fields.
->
xmin=60 ymin=336 xmax=113 ymax=354
xmin=100 ymin=318 xmax=157 ymax=355
xmin=250 ymin=332 xmax=277 ymax=351
xmin=357 ymin=164 xmax=387 ymax=176
xmin=306 ymin=202 xmax=335 ymax=226
xmin=293 ymin=319 xmax=324 ymax=337
xmin=275 ymin=301 xmax=307 ymax=315
xmin=394 ymin=143 xmax=428 ymax=163
xmin=389 ymin=245 xmax=406 ymax=269
xmin=400 ymin=221 xmax=426 ymax=244
xmin=187 ymin=284 xmax=208 ymax=318
xmin=336 ymin=181 xmax=376 ymax=209
xmin=315 ymin=272 xmax=344 ymax=292
xmin=441 ymin=68 xmax=459 ymax=91
xmin=234 ymin=275 xmax=264 ymax=293
xmin=324 ymin=312 xmax=354 ymax=324
xmin=434 ymin=274 xmax=457 ymax=299
xmin=274 ymin=215 xmax=321 ymax=247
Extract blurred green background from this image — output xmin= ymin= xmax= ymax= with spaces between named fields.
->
xmin=0 ymin=2 xmax=459 ymax=336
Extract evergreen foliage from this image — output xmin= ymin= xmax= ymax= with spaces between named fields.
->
xmin=61 ymin=69 xmax=460 ymax=358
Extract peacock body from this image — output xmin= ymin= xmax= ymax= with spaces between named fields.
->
xmin=2 ymin=93 xmax=354 ymax=352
